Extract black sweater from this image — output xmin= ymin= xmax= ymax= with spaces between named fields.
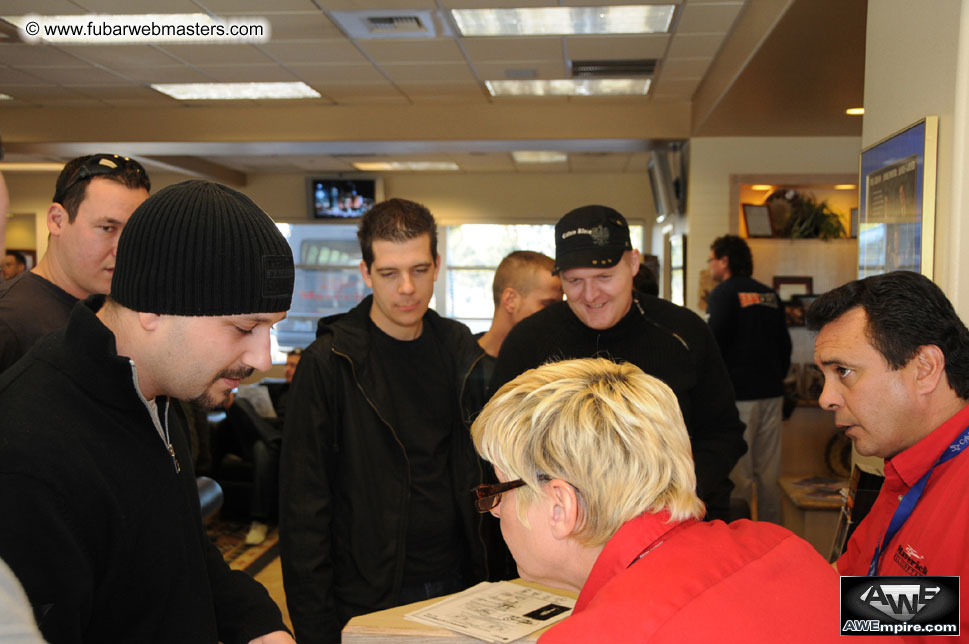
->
xmin=0 ymin=297 xmax=286 ymax=643
xmin=491 ymin=293 xmax=747 ymax=519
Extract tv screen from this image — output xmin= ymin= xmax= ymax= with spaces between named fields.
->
xmin=309 ymin=179 xmax=376 ymax=219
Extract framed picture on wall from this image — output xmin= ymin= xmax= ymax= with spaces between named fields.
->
xmin=858 ymin=116 xmax=938 ymax=279
xmin=742 ymin=203 xmax=774 ymax=238
xmin=772 ymin=276 xmax=813 ymax=302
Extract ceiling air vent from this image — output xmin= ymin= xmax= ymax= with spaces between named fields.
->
xmin=571 ymin=59 xmax=657 ymax=78
xmin=330 ymin=10 xmax=448 ymax=39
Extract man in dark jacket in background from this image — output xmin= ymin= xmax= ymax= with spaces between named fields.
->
xmin=279 ymin=198 xmax=489 ymax=644
xmin=491 ymin=205 xmax=747 ymax=522
xmin=0 ymin=180 xmax=295 ymax=643
xmin=707 ymin=234 xmax=791 ymax=523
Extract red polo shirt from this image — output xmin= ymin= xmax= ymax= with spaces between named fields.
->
xmin=540 ymin=511 xmax=845 ymax=643
xmin=838 ymin=402 xmax=969 ymax=578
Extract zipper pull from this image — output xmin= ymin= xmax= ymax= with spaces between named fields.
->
xmin=168 ymin=443 xmax=181 ymax=473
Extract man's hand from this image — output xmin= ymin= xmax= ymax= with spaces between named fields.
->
xmin=248 ymin=630 xmax=297 ymax=644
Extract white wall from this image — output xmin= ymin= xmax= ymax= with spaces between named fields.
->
xmin=863 ymin=0 xmax=967 ymax=312
xmin=686 ymin=136 xmax=862 ymax=313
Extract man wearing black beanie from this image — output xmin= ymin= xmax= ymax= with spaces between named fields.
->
xmin=0 ymin=180 xmax=296 ymax=644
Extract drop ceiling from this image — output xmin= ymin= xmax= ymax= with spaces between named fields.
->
xmin=0 ymin=0 xmax=866 ymax=180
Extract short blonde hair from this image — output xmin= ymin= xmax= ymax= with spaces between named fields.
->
xmin=471 ymin=358 xmax=704 ymax=547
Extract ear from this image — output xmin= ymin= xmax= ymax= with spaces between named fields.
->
xmin=501 ymin=287 xmax=519 ymax=315
xmin=913 ymin=344 xmax=948 ymax=395
xmin=47 ymin=203 xmax=68 ymax=236
xmin=432 ymin=253 xmax=441 ymax=281
xmin=137 ymin=312 xmax=162 ymax=332
xmin=629 ymin=249 xmax=641 ymax=275
xmin=359 ymin=260 xmax=373 ymax=288
xmin=545 ymin=479 xmax=582 ymax=541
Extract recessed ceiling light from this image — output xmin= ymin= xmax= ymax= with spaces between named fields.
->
xmin=151 ymin=82 xmax=320 ymax=100
xmin=750 ymin=185 xmax=773 ymax=191
xmin=487 ymin=78 xmax=650 ymax=97
xmin=0 ymin=94 xmax=12 ymax=100
xmin=3 ymin=13 xmax=269 ymax=44
xmin=0 ymin=163 xmax=66 ymax=171
xmin=452 ymin=6 xmax=675 ymax=36
xmin=846 ymin=107 xmax=865 ymax=115
xmin=513 ymin=151 xmax=568 ymax=164
xmin=834 ymin=184 xmax=857 ymax=190
xmin=353 ymin=161 xmax=460 ymax=172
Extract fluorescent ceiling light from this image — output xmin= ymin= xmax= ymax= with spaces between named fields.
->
xmin=0 ymin=94 xmax=12 ymax=100
xmin=353 ymin=161 xmax=460 ymax=172
xmin=512 ymin=151 xmax=567 ymax=164
xmin=151 ymin=82 xmax=320 ymax=100
xmin=750 ymin=185 xmax=773 ymax=191
xmin=834 ymin=184 xmax=857 ymax=190
xmin=487 ymin=78 xmax=650 ymax=97
xmin=452 ymin=5 xmax=675 ymax=36
xmin=846 ymin=107 xmax=865 ymax=115
xmin=3 ymin=13 xmax=269 ymax=44
xmin=0 ymin=163 xmax=66 ymax=172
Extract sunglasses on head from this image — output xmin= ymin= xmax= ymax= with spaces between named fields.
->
xmin=471 ymin=474 xmax=553 ymax=513
xmin=54 ymin=154 xmax=146 ymax=204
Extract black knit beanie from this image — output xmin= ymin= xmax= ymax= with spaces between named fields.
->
xmin=111 ymin=180 xmax=295 ymax=316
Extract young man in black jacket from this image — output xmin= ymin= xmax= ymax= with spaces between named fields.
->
xmin=279 ymin=198 xmax=489 ymax=644
xmin=707 ymin=234 xmax=791 ymax=523
xmin=0 ymin=180 xmax=295 ymax=644
xmin=491 ymin=205 xmax=747 ymax=522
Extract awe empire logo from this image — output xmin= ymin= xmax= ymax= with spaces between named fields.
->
xmin=858 ymin=583 xmax=939 ymax=621
xmin=840 ymin=576 xmax=959 ymax=636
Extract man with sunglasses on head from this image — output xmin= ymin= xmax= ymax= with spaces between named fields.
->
xmin=0 ymin=154 xmax=149 ymax=373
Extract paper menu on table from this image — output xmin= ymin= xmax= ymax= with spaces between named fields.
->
xmin=404 ymin=581 xmax=575 ymax=643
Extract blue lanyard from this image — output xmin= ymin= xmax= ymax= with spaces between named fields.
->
xmin=868 ymin=423 xmax=969 ymax=575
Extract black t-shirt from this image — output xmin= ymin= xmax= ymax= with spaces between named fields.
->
xmin=0 ymin=272 xmax=78 ymax=374
xmin=372 ymin=321 xmax=463 ymax=583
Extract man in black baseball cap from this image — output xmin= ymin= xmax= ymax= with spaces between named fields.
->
xmin=490 ymin=204 xmax=746 ymax=521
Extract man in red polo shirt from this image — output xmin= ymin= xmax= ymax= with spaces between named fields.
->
xmin=807 ymin=272 xmax=969 ymax=619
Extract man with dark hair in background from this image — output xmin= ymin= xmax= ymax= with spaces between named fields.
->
xmin=808 ymin=272 xmax=969 ymax=618
xmin=707 ymin=234 xmax=791 ymax=523
xmin=475 ymin=250 xmax=562 ymax=392
xmin=279 ymin=198 xmax=489 ymax=643
xmin=491 ymin=205 xmax=746 ymax=521
xmin=2 ymin=250 xmax=27 ymax=281
xmin=0 ymin=154 xmax=150 ymax=372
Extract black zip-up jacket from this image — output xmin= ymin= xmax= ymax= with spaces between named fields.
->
xmin=279 ymin=296 xmax=489 ymax=644
xmin=0 ymin=297 xmax=287 ymax=643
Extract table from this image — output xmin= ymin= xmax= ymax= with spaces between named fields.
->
xmin=342 ymin=580 xmax=577 ymax=643
xmin=779 ymin=475 xmax=846 ymax=556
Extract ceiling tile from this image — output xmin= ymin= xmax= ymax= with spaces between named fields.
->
xmin=327 ymin=93 xmax=410 ymax=105
xmin=666 ymin=33 xmax=726 ymax=58
xmin=195 ymin=0 xmax=323 ymax=12
xmin=446 ymin=152 xmax=514 ymax=172
xmin=566 ymin=35 xmax=670 ymax=60
xmin=316 ymin=0 xmax=438 ymax=9
xmin=194 ymin=64 xmax=299 ymax=82
xmin=649 ymin=77 xmax=700 ymax=98
xmin=1 ymin=85 xmax=91 ymax=100
xmin=259 ymin=12 xmax=343 ymax=40
xmin=380 ymin=62 xmax=475 ymax=83
xmin=65 ymin=45 xmax=183 ymax=69
xmin=288 ymin=63 xmax=386 ymax=83
xmin=394 ymin=81 xmax=483 ymax=97
xmin=24 ymin=66 xmax=131 ymax=85
xmin=356 ymin=39 xmax=464 ymax=64
xmin=568 ymin=153 xmax=628 ymax=172
xmin=659 ymin=57 xmax=712 ymax=79
xmin=0 ymin=44 xmax=88 ymax=67
xmin=516 ymin=162 xmax=567 ymax=173
xmin=441 ymin=0 xmax=550 ymax=7
xmin=406 ymin=92 xmax=489 ymax=105
xmin=314 ymin=80 xmax=402 ymax=100
xmin=675 ymin=2 xmax=743 ymax=34
xmin=0 ymin=67 xmax=54 ymax=85
xmin=460 ymin=37 xmax=562 ymax=63
xmin=472 ymin=61 xmax=568 ymax=80
xmin=159 ymin=43 xmax=274 ymax=64
xmin=114 ymin=65 xmax=214 ymax=83
xmin=1 ymin=0 xmax=92 ymax=12
xmin=71 ymin=0 xmax=199 ymax=11
xmin=258 ymin=39 xmax=369 ymax=64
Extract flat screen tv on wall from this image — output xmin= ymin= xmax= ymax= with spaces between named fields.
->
xmin=308 ymin=178 xmax=377 ymax=220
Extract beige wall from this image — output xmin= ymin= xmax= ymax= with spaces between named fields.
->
xmin=863 ymin=0 xmax=967 ymax=314
xmin=686 ymin=136 xmax=862 ymax=314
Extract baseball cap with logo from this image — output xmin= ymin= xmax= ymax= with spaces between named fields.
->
xmin=553 ymin=205 xmax=632 ymax=274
